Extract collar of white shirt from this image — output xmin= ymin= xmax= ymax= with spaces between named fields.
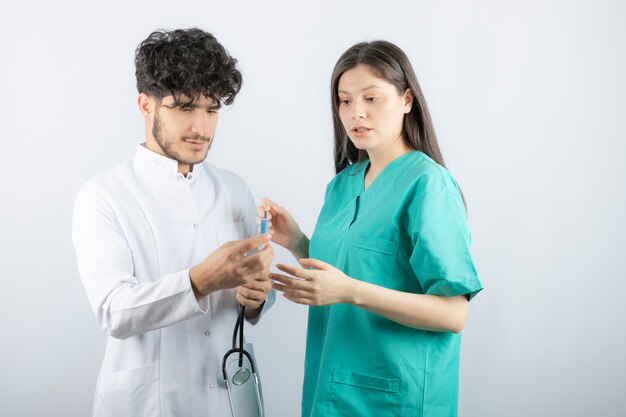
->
xmin=136 ymin=143 xmax=204 ymax=180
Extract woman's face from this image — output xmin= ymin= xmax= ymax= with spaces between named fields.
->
xmin=337 ymin=65 xmax=412 ymax=155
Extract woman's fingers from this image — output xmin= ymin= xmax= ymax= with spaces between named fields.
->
xmin=271 ymin=281 xmax=289 ymax=293
xmin=264 ymin=197 xmax=290 ymax=219
xmin=298 ymin=258 xmax=332 ymax=271
xmin=276 ymin=263 xmax=314 ymax=280
xmin=271 ymin=273 xmax=313 ymax=299
xmin=283 ymin=293 xmax=312 ymax=305
xmin=273 ymin=283 xmax=312 ymax=301
xmin=269 ymin=272 xmax=306 ymax=287
xmin=262 ymin=197 xmax=279 ymax=216
xmin=262 ymin=197 xmax=273 ymax=209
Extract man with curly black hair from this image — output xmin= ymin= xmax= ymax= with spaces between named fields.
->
xmin=73 ymin=28 xmax=274 ymax=417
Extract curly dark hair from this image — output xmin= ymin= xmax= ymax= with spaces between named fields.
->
xmin=135 ymin=28 xmax=242 ymax=106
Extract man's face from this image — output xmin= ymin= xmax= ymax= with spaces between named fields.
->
xmin=149 ymin=95 xmax=220 ymax=169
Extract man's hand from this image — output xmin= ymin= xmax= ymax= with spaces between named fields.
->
xmin=235 ymin=277 xmax=272 ymax=310
xmin=189 ymin=234 xmax=273 ymax=298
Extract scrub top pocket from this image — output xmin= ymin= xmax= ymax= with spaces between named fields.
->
xmin=348 ymin=234 xmax=399 ymax=288
xmin=329 ymin=368 xmax=400 ymax=417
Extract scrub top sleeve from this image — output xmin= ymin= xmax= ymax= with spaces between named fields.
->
xmin=408 ymin=178 xmax=483 ymax=301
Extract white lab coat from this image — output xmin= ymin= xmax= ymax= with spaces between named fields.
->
xmin=72 ymin=144 xmax=274 ymax=417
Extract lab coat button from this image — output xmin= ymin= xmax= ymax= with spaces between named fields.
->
xmin=204 ymin=330 xmax=211 ymax=336
xmin=194 ymin=224 xmax=199 ymax=229
xmin=209 ymin=384 xmax=215 ymax=389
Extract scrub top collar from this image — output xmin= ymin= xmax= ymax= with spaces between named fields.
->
xmin=348 ymin=151 xmax=421 ymax=229
xmin=136 ymin=143 xmax=203 ymax=181
xmin=357 ymin=151 xmax=418 ymax=194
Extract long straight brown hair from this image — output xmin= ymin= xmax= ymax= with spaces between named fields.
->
xmin=331 ymin=40 xmax=446 ymax=174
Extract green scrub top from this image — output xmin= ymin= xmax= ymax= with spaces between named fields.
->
xmin=302 ymin=151 xmax=483 ymax=417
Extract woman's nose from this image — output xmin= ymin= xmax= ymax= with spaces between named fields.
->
xmin=351 ymin=103 xmax=365 ymax=120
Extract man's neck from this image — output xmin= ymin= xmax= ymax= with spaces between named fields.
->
xmin=178 ymin=163 xmax=193 ymax=176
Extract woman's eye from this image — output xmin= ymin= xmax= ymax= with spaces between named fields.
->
xmin=366 ymin=96 xmax=378 ymax=102
xmin=339 ymin=99 xmax=350 ymax=106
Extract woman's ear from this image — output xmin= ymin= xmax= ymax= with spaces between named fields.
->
xmin=402 ymin=89 xmax=414 ymax=114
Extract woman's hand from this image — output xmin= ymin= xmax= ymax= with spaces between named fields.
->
xmin=257 ymin=197 xmax=308 ymax=258
xmin=272 ymin=258 xmax=469 ymax=333
xmin=270 ymin=258 xmax=356 ymax=306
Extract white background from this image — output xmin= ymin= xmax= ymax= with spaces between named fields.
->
xmin=1 ymin=1 xmax=625 ymax=416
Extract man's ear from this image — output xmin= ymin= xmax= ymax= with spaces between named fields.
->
xmin=137 ymin=93 xmax=153 ymax=119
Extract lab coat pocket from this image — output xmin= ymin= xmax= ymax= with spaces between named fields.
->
xmin=95 ymin=361 xmax=160 ymax=417
xmin=217 ymin=221 xmax=245 ymax=245
xmin=349 ymin=234 xmax=399 ymax=287
xmin=329 ymin=368 xmax=400 ymax=417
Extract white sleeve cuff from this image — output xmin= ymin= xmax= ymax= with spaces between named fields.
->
xmin=246 ymin=288 xmax=276 ymax=325
xmin=185 ymin=268 xmax=210 ymax=314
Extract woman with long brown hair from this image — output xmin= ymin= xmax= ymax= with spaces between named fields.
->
xmin=262 ymin=40 xmax=483 ymax=416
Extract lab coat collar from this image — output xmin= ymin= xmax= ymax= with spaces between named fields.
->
xmin=135 ymin=143 xmax=204 ymax=180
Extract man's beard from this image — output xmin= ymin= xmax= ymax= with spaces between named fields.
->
xmin=152 ymin=110 xmax=213 ymax=165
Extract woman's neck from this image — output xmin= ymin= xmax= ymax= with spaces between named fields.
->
xmin=364 ymin=139 xmax=412 ymax=189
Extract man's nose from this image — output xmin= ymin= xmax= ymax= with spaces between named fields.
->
xmin=190 ymin=112 xmax=212 ymax=136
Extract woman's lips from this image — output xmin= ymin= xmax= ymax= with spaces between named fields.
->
xmin=351 ymin=127 xmax=372 ymax=137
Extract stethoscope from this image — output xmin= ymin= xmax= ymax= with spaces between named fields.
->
xmin=221 ymin=305 xmax=263 ymax=417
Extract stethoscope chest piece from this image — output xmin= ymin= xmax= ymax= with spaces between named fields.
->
xmin=232 ymin=367 xmax=251 ymax=386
